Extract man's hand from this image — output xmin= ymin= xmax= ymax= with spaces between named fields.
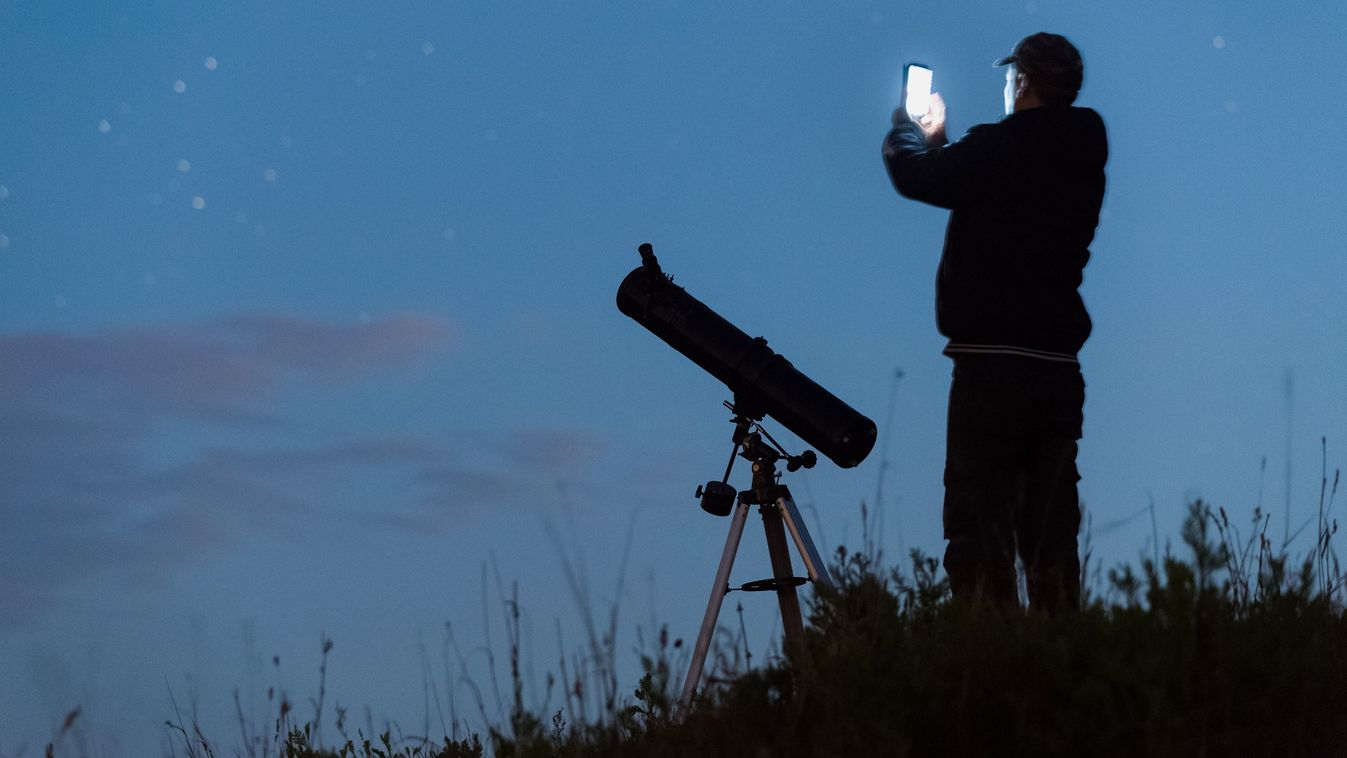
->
xmin=891 ymin=93 xmax=947 ymax=146
xmin=918 ymin=92 xmax=947 ymax=145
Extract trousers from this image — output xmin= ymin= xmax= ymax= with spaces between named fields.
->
xmin=942 ymin=353 xmax=1084 ymax=611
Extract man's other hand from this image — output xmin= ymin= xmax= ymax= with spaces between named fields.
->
xmin=918 ymin=93 xmax=947 ymax=145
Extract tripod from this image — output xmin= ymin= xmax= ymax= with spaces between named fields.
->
xmin=679 ymin=401 xmax=834 ymax=711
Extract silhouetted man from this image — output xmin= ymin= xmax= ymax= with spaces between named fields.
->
xmin=882 ymin=33 xmax=1107 ymax=611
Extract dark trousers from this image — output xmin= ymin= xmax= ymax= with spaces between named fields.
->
xmin=942 ymin=354 xmax=1084 ymax=612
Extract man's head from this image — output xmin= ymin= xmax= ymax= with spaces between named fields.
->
xmin=995 ymin=32 xmax=1084 ymax=113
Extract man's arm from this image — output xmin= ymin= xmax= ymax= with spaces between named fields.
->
xmin=882 ymin=103 xmax=1003 ymax=210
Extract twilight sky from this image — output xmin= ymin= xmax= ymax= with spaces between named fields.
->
xmin=3 ymin=1 xmax=1346 ymax=754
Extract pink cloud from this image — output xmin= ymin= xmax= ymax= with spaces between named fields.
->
xmin=0 ymin=313 xmax=615 ymax=628
xmin=502 ymin=429 xmax=605 ymax=469
xmin=0 ymin=312 xmax=455 ymax=420
xmin=0 ymin=312 xmax=457 ymax=627
xmin=207 ymin=312 xmax=454 ymax=380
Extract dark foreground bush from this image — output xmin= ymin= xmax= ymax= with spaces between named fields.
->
xmin=533 ymin=502 xmax=1347 ymax=758
xmin=162 ymin=501 xmax=1347 ymax=758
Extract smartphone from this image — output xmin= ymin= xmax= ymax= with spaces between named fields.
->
xmin=903 ymin=63 xmax=933 ymax=119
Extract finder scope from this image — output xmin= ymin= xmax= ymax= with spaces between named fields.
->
xmin=616 ymin=243 xmax=877 ymax=469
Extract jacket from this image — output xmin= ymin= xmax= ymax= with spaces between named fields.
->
xmin=882 ymin=104 xmax=1108 ymax=361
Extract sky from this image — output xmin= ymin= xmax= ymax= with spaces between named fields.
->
xmin=2 ymin=0 xmax=1346 ymax=754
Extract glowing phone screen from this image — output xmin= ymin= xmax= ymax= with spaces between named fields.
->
xmin=905 ymin=64 xmax=933 ymax=118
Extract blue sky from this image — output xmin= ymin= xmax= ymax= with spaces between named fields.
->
xmin=3 ymin=1 xmax=1346 ymax=754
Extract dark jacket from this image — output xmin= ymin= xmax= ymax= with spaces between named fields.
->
xmin=883 ymin=105 xmax=1107 ymax=360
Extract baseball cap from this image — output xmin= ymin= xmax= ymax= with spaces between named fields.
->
xmin=993 ymin=32 xmax=1084 ymax=92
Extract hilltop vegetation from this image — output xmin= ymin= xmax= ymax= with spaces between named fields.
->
xmin=132 ymin=500 xmax=1344 ymax=757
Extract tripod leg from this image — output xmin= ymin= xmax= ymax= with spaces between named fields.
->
xmin=760 ymin=504 xmax=807 ymax=659
xmin=777 ymin=489 xmax=835 ymax=591
xmin=679 ymin=500 xmax=752 ymax=711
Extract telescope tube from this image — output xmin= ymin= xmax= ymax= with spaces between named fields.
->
xmin=616 ymin=246 xmax=877 ymax=468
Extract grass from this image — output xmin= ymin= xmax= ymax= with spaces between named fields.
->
xmin=37 ymin=464 xmax=1344 ymax=757
xmin=664 ymin=502 xmax=1347 ymax=757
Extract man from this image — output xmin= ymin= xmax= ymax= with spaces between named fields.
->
xmin=882 ymin=33 xmax=1108 ymax=611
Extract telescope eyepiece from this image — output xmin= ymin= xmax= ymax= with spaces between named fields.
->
xmin=637 ymin=242 xmax=664 ymax=279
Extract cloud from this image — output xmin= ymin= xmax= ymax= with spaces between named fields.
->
xmin=0 ymin=312 xmax=615 ymax=628
xmin=501 ymin=429 xmax=605 ymax=469
xmin=206 ymin=312 xmax=454 ymax=382
xmin=0 ymin=312 xmax=457 ymax=627
xmin=0 ymin=312 xmax=453 ymax=422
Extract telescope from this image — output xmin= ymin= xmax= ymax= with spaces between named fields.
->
xmin=617 ymin=242 xmax=877 ymax=713
xmin=616 ymin=243 xmax=877 ymax=469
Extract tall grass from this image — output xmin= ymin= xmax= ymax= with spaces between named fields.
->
xmin=23 ymin=449 xmax=1336 ymax=758
xmin=133 ymin=484 xmax=1347 ymax=758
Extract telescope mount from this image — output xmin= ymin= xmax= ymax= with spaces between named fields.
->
xmin=680 ymin=398 xmax=834 ymax=713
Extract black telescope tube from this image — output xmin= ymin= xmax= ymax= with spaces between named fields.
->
xmin=616 ymin=255 xmax=877 ymax=468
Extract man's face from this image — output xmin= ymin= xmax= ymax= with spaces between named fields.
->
xmin=1003 ymin=64 xmax=1018 ymax=115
